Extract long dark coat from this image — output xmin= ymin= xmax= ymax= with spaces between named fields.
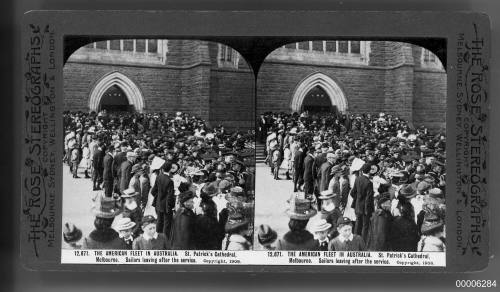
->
xmin=169 ymin=207 xmax=196 ymax=250
xmin=276 ymin=230 xmax=318 ymax=251
xmin=119 ymin=160 xmax=133 ymax=192
xmin=366 ymin=209 xmax=393 ymax=251
xmin=82 ymin=228 xmax=129 ymax=250
xmin=193 ymin=214 xmax=224 ymax=250
xmin=102 ymin=152 xmax=114 ymax=182
xmin=318 ymin=161 xmax=333 ymax=192
xmin=388 ymin=216 xmax=420 ymax=252
xmin=350 ymin=174 xmax=375 ymax=216
xmin=151 ymin=172 xmax=175 ymax=213
xmin=303 ymin=154 xmax=315 ymax=194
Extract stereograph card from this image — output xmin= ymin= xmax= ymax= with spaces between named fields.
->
xmin=20 ymin=11 xmax=490 ymax=272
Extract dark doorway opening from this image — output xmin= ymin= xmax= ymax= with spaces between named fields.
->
xmin=98 ymin=85 xmax=135 ymax=112
xmin=301 ymin=86 xmax=337 ymax=114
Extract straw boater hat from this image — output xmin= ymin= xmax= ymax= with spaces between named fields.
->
xmin=310 ymin=219 xmax=332 ymax=233
xmin=150 ymin=156 xmax=165 ymax=171
xmin=286 ymin=196 xmax=317 ymax=220
xmin=224 ymin=211 xmax=249 ymax=233
xmin=63 ymin=222 xmax=82 ymax=243
xmin=114 ymin=217 xmax=136 ymax=231
xmin=318 ymin=189 xmax=337 ymax=200
xmin=257 ymin=224 xmax=278 ymax=245
xmin=91 ymin=194 xmax=121 ymax=219
xmin=121 ymin=187 xmax=139 ymax=198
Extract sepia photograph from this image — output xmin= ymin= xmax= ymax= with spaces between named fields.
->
xmin=254 ymin=40 xmax=447 ymax=253
xmin=61 ymin=39 xmax=255 ymax=251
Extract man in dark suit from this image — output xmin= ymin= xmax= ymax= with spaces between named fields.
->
xmin=112 ymin=141 xmax=128 ymax=194
xmin=92 ymin=141 xmax=105 ymax=191
xmin=350 ymin=163 xmax=375 ymax=243
xmin=319 ymin=153 xmax=337 ymax=193
xmin=119 ymin=152 xmax=137 ymax=193
xmin=258 ymin=114 xmax=268 ymax=143
xmin=293 ymin=142 xmax=305 ymax=192
xmin=312 ymin=143 xmax=329 ymax=194
xmin=102 ymin=145 xmax=114 ymax=197
xmin=151 ymin=162 xmax=175 ymax=237
xmin=302 ymin=148 xmax=315 ymax=195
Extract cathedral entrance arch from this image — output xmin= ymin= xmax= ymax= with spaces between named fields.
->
xmin=290 ymin=72 xmax=347 ymax=114
xmin=89 ymin=71 xmax=144 ymax=113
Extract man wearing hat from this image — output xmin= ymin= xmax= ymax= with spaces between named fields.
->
xmin=119 ymin=151 xmax=137 ymax=193
xmin=169 ymin=191 xmax=196 ymax=250
xmin=114 ymin=217 xmax=136 ymax=249
xmin=350 ymin=163 xmax=375 ymax=243
xmin=151 ymin=161 xmax=175 ymax=237
xmin=302 ymin=148 xmax=315 ymax=195
xmin=310 ymin=219 xmax=332 ymax=251
xmin=318 ymin=153 xmax=337 ymax=193
xmin=112 ymin=141 xmax=129 ymax=193
xmin=293 ymin=141 xmax=305 ymax=192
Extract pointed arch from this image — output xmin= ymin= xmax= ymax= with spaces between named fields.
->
xmin=290 ymin=72 xmax=347 ymax=113
xmin=89 ymin=71 xmax=144 ymax=112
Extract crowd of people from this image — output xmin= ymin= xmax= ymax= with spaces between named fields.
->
xmin=62 ymin=110 xmax=255 ymax=251
xmin=256 ymin=111 xmax=446 ymax=252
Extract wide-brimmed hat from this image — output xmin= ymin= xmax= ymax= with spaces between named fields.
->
xmin=150 ymin=156 xmax=165 ymax=171
xmin=229 ymin=186 xmax=245 ymax=197
xmin=421 ymin=213 xmax=445 ymax=235
xmin=179 ymin=190 xmax=195 ymax=205
xmin=217 ymin=179 xmax=232 ymax=193
xmin=286 ymin=197 xmax=317 ymax=220
xmin=318 ymin=189 xmax=337 ymax=200
xmin=224 ymin=212 xmax=249 ymax=233
xmin=257 ymin=224 xmax=278 ymax=245
xmin=417 ymin=181 xmax=432 ymax=193
xmin=428 ymin=188 xmax=444 ymax=199
xmin=201 ymin=183 xmax=218 ymax=197
xmin=91 ymin=195 xmax=121 ymax=219
xmin=63 ymin=222 xmax=82 ymax=243
xmin=311 ymin=219 xmax=332 ymax=233
xmin=114 ymin=217 xmax=136 ymax=231
xmin=399 ymin=184 xmax=417 ymax=199
xmin=121 ymin=187 xmax=139 ymax=198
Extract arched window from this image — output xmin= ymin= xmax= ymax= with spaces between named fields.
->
xmin=421 ymin=48 xmax=444 ymax=70
xmin=217 ymin=44 xmax=240 ymax=69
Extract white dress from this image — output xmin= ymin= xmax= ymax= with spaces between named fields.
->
xmin=79 ymin=146 xmax=91 ymax=169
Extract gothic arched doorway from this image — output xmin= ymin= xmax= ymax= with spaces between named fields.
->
xmin=98 ymin=85 xmax=134 ymax=112
xmin=290 ymin=72 xmax=347 ymax=114
xmin=301 ymin=86 xmax=338 ymax=114
xmin=89 ymin=71 xmax=144 ymax=113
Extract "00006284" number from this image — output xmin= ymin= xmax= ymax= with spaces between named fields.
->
xmin=456 ymin=280 xmax=497 ymax=288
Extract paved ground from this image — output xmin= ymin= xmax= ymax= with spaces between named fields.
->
xmin=62 ymin=164 xmax=156 ymax=249
xmin=253 ymin=163 xmax=307 ymax=250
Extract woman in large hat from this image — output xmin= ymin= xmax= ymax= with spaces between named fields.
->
xmin=276 ymin=196 xmax=318 ymax=251
xmin=82 ymin=194 xmax=128 ymax=249
xmin=169 ymin=190 xmax=196 ymax=250
xmin=418 ymin=212 xmax=445 ymax=252
xmin=121 ymin=187 xmax=143 ymax=237
xmin=222 ymin=211 xmax=252 ymax=250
